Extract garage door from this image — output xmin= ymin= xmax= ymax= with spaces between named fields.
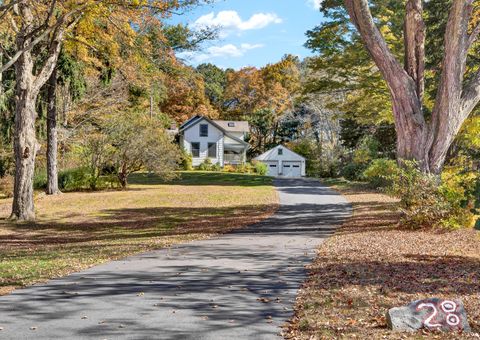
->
xmin=283 ymin=162 xmax=302 ymax=177
xmin=266 ymin=162 xmax=279 ymax=176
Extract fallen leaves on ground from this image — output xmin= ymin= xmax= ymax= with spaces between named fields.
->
xmin=286 ymin=183 xmax=480 ymax=340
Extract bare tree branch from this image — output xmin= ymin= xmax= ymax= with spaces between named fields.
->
xmin=0 ymin=0 xmax=23 ymax=13
xmin=1 ymin=0 xmax=102 ymax=73
xmin=344 ymin=0 xmax=406 ymax=88
xmin=23 ymin=0 xmax=58 ymax=41
xmin=32 ymin=28 xmax=64 ymax=94
xmin=8 ymin=13 xmax=19 ymax=33
xmin=466 ymin=22 xmax=480 ymax=51
xmin=461 ymin=68 xmax=480 ymax=116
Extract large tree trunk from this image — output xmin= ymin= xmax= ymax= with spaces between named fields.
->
xmin=9 ymin=3 xmax=64 ymax=221
xmin=46 ymin=67 xmax=60 ymax=195
xmin=345 ymin=0 xmax=479 ymax=174
xmin=118 ymin=173 xmax=128 ymax=189
xmin=427 ymin=0 xmax=472 ymax=174
xmin=0 ymin=51 xmax=3 ymax=100
xmin=11 ymin=52 xmax=39 ymax=221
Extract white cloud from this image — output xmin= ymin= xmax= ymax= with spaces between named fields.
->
xmin=307 ymin=0 xmax=323 ymax=10
xmin=194 ymin=10 xmax=282 ymax=33
xmin=208 ymin=43 xmax=263 ymax=57
xmin=177 ymin=43 xmax=264 ymax=64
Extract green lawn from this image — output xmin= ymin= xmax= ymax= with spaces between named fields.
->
xmin=130 ymin=171 xmax=274 ymax=186
xmin=0 ymin=171 xmax=278 ymax=294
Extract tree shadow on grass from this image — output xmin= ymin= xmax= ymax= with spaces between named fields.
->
xmin=129 ymin=172 xmax=275 ymax=187
xmin=0 ymin=204 xmax=276 ymax=245
xmin=0 ymin=199 xmax=352 ymax=246
xmin=0 ymin=177 xmax=354 ymax=246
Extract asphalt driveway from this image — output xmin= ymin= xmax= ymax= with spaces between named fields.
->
xmin=0 ymin=178 xmax=352 ymax=340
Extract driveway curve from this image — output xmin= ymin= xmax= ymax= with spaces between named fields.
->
xmin=0 ymin=178 xmax=352 ymax=340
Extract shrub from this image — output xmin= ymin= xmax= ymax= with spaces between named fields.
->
xmin=197 ymin=158 xmax=213 ymax=171
xmin=253 ymin=161 xmax=268 ymax=176
xmin=180 ymin=149 xmax=193 ymax=171
xmin=58 ymin=167 xmax=92 ymax=191
xmin=289 ymin=139 xmax=343 ymax=178
xmin=34 ymin=167 xmax=120 ymax=193
xmin=234 ymin=164 xmax=245 ymax=173
xmin=341 ymin=162 xmax=366 ymax=181
xmin=353 ymin=135 xmax=381 ymax=165
xmin=57 ymin=167 xmax=119 ymax=191
xmin=212 ymin=162 xmax=222 ymax=172
xmin=33 ymin=170 xmax=48 ymax=190
xmin=223 ymin=164 xmax=235 ymax=173
xmin=387 ymin=161 xmax=477 ymax=229
xmin=363 ymin=159 xmax=400 ymax=188
xmin=235 ymin=163 xmax=254 ymax=174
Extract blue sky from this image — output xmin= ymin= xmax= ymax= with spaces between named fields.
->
xmin=170 ymin=0 xmax=325 ymax=69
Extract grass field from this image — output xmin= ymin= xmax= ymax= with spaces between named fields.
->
xmin=0 ymin=172 xmax=278 ymax=295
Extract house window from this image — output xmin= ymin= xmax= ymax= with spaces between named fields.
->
xmin=191 ymin=142 xmax=200 ymax=158
xmin=278 ymin=148 xmax=283 ymax=155
xmin=228 ymin=122 xmax=235 ymax=127
xmin=200 ymin=124 xmax=208 ymax=137
xmin=208 ymin=143 xmax=217 ymax=158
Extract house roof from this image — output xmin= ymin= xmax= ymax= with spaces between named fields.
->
xmin=179 ymin=115 xmax=250 ymax=147
xmin=254 ymin=145 xmax=306 ymax=162
xmin=213 ymin=120 xmax=249 ymax=133
xmin=179 ymin=115 xmax=203 ymax=131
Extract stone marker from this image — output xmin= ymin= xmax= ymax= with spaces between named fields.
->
xmin=386 ymin=298 xmax=471 ymax=332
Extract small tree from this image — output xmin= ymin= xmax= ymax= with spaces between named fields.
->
xmin=77 ymin=128 xmax=113 ymax=190
xmin=105 ymin=112 xmax=180 ymax=189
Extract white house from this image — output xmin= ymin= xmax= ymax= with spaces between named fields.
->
xmin=179 ymin=115 xmax=250 ymax=167
xmin=254 ymin=145 xmax=306 ymax=177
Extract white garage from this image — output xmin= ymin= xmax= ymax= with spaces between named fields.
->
xmin=254 ymin=145 xmax=306 ymax=178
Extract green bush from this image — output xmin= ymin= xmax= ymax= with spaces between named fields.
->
xmin=253 ymin=161 xmax=268 ymax=176
xmin=58 ymin=167 xmax=92 ymax=191
xmin=353 ymin=135 xmax=381 ymax=165
xmin=387 ymin=161 xmax=477 ymax=229
xmin=33 ymin=167 xmax=119 ymax=192
xmin=290 ymin=139 xmax=343 ymax=178
xmin=33 ymin=170 xmax=48 ymax=190
xmin=197 ymin=158 xmax=213 ymax=171
xmin=180 ymin=149 xmax=193 ymax=171
xmin=235 ymin=162 xmax=254 ymax=174
xmin=363 ymin=159 xmax=400 ymax=188
xmin=212 ymin=162 xmax=222 ymax=172
xmin=341 ymin=162 xmax=366 ymax=181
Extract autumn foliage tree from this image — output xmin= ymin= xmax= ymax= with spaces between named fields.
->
xmin=0 ymin=0 xmax=208 ymax=221
xmin=222 ymin=55 xmax=301 ymax=153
